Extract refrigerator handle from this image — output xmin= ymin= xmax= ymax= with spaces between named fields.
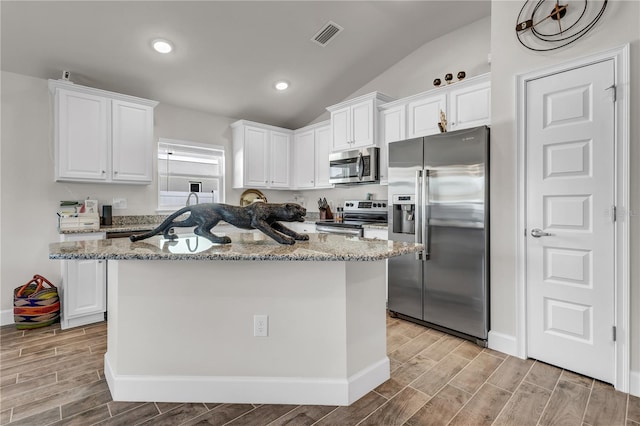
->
xmin=423 ymin=169 xmax=430 ymax=261
xmin=415 ymin=170 xmax=422 ymax=261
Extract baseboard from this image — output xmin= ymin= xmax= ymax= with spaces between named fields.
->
xmin=631 ymin=370 xmax=640 ymax=397
xmin=488 ymin=330 xmax=518 ymax=357
xmin=1 ymin=309 xmax=14 ymax=326
xmin=105 ymin=354 xmax=389 ymax=406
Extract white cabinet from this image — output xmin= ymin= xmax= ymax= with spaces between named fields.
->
xmin=407 ymin=94 xmax=447 ymax=138
xmin=49 ymin=80 xmax=157 ymax=184
xmin=404 ymin=74 xmax=491 ymax=138
xmin=314 ymin=124 xmax=332 ymax=188
xmin=327 ymin=92 xmax=394 ymax=152
xmin=287 ymin=222 xmax=317 ymax=234
xmin=292 ymin=129 xmax=315 ymax=189
xmin=291 ymin=121 xmax=332 ymax=189
xmin=232 ymin=120 xmax=292 ymax=189
xmin=380 ymin=105 xmax=406 ymax=144
xmin=378 ymin=105 xmax=407 ymax=184
xmin=59 ymin=232 xmax=107 ymax=329
xmin=387 ymin=73 xmax=491 ymax=141
xmin=448 ymin=79 xmax=491 ymax=131
xmin=363 ymin=227 xmax=388 ymax=240
xmin=269 ymin=130 xmax=291 ymax=188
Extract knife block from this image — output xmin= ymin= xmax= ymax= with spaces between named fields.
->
xmin=322 ymin=207 xmax=334 ymax=220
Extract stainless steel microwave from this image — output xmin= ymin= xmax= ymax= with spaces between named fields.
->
xmin=329 ymin=147 xmax=380 ymax=185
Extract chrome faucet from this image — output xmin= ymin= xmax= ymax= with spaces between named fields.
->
xmin=186 ymin=192 xmax=199 ymax=206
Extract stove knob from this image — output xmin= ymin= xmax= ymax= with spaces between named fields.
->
xmin=382 ymin=203 xmax=387 ymax=208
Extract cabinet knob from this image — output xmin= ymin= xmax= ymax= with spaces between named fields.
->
xmin=114 ymin=171 xmax=118 ymax=174
xmin=101 ymin=170 xmax=106 ymax=174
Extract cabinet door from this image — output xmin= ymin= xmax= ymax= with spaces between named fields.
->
xmin=293 ymin=130 xmax=315 ymax=188
xmin=407 ymin=94 xmax=446 ymax=138
xmin=64 ymin=259 xmax=106 ymax=319
xmin=351 ymin=100 xmax=375 ymax=148
xmin=314 ymin=125 xmax=332 ymax=188
xmin=448 ymin=81 xmax=491 ymax=131
xmin=111 ymin=100 xmax=154 ymax=182
xmin=379 ymin=106 xmax=406 ymax=185
xmin=330 ymin=107 xmax=351 ymax=151
xmin=56 ymin=89 xmax=109 ymax=181
xmin=269 ymin=130 xmax=291 ymax=188
xmin=244 ymin=126 xmax=269 ymax=187
xmin=381 ymin=106 xmax=406 ymax=144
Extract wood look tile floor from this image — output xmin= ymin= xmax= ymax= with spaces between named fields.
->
xmin=1 ymin=317 xmax=638 ymax=425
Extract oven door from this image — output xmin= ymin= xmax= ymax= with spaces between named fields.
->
xmin=329 ymin=148 xmax=379 ymax=185
xmin=316 ymin=224 xmax=364 ymax=237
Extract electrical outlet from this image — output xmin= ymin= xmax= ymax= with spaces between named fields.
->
xmin=112 ymin=198 xmax=127 ymax=209
xmin=253 ymin=314 xmax=268 ymax=337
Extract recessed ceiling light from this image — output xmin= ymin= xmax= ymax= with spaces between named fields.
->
xmin=275 ymin=81 xmax=289 ymax=91
xmin=152 ymin=39 xmax=173 ymax=54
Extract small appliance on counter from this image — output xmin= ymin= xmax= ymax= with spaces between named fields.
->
xmin=57 ymin=200 xmax=100 ymax=231
xmin=315 ymin=200 xmax=387 ymax=237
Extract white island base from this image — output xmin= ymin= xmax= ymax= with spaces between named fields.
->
xmin=104 ymin=259 xmax=389 ymax=406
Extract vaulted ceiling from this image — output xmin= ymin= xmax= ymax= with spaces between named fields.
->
xmin=1 ymin=1 xmax=490 ymax=128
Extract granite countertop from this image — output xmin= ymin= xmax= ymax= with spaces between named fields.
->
xmin=49 ymin=233 xmax=420 ymax=261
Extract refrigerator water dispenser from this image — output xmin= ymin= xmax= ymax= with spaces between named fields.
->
xmin=392 ymin=194 xmax=416 ymax=234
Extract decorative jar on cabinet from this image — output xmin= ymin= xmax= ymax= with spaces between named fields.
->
xmin=49 ymin=80 xmax=158 ymax=184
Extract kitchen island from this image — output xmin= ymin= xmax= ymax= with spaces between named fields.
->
xmin=49 ymin=233 xmax=421 ymax=406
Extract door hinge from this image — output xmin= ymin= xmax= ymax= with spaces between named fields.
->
xmin=606 ymin=84 xmax=617 ymax=102
xmin=613 ymin=326 xmax=617 ymax=342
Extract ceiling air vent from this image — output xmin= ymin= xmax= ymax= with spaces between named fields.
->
xmin=311 ymin=21 xmax=343 ymax=47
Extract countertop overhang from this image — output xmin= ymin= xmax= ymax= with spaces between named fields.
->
xmin=49 ymin=232 xmax=419 ymax=261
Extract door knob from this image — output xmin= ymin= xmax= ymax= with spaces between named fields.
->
xmin=530 ymin=228 xmax=552 ymax=238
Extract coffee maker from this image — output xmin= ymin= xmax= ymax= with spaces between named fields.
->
xmin=392 ymin=194 xmax=416 ymax=235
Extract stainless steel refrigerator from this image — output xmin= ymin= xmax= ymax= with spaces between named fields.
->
xmin=387 ymin=126 xmax=489 ymax=345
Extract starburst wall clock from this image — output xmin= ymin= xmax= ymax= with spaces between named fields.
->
xmin=515 ymin=0 xmax=608 ymax=51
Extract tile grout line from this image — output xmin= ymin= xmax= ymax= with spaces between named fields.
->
xmin=580 ymin=378 xmax=595 ymax=425
xmin=535 ymin=362 xmax=562 ymax=426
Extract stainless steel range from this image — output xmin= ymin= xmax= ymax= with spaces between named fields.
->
xmin=315 ymin=200 xmax=387 ymax=237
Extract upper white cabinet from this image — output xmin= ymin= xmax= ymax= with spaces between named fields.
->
xmin=49 ymin=80 xmax=157 ymax=184
xmin=327 ymin=92 xmax=394 ymax=152
xmin=232 ymin=120 xmax=292 ymax=189
xmin=313 ymin=124 xmax=332 ymax=188
xmin=448 ymin=79 xmax=491 ymax=131
xmin=291 ymin=121 xmax=332 ymax=190
xmin=381 ymin=73 xmax=491 ymax=142
xmin=292 ymin=129 xmax=315 ymax=189
xmin=380 ymin=105 xmax=406 ymax=145
xmin=407 ymin=94 xmax=447 ymax=138
xmin=269 ymin=130 xmax=291 ymax=188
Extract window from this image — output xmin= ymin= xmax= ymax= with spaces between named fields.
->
xmin=157 ymin=138 xmax=225 ymax=211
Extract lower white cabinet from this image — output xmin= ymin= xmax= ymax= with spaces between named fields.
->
xmin=287 ymin=222 xmax=317 ymax=234
xmin=59 ymin=232 xmax=107 ymax=329
xmin=363 ymin=227 xmax=388 ymax=240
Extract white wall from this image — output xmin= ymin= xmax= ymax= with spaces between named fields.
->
xmin=489 ymin=0 xmax=639 ymax=376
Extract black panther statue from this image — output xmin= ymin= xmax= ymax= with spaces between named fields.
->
xmin=129 ymin=202 xmax=309 ymax=245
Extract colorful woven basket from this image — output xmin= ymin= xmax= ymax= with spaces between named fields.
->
xmin=13 ymin=275 xmax=60 ymax=330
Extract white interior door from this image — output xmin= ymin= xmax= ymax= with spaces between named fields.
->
xmin=526 ymin=59 xmax=616 ymax=384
